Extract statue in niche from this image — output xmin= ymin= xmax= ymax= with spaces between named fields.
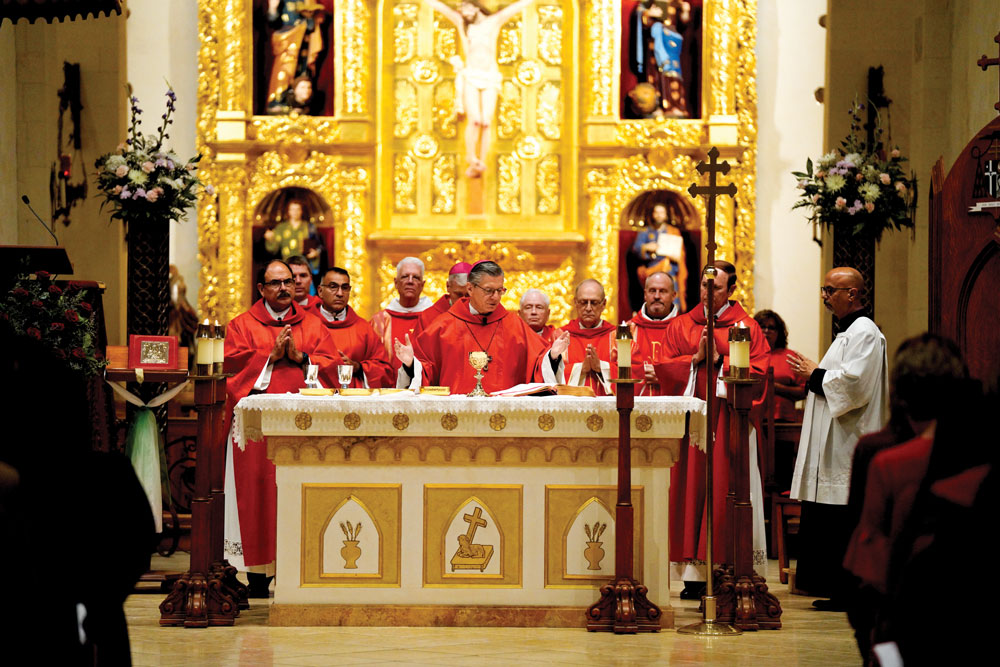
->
xmin=264 ymin=199 xmax=325 ymax=274
xmin=423 ymin=0 xmax=538 ymax=178
xmin=264 ymin=0 xmax=328 ymax=115
xmin=621 ymin=0 xmax=702 ymax=120
xmin=632 ymin=202 xmax=687 ymax=310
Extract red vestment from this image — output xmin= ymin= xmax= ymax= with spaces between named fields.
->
xmin=559 ymin=319 xmax=616 ymax=395
xmin=412 ymin=298 xmax=549 ymax=393
xmin=611 ymin=309 xmax=678 ymax=396
xmin=411 ymin=295 xmax=451 ymax=341
xmin=305 ymin=304 xmax=392 ymax=388
xmin=370 ymin=300 xmax=433 ymax=385
xmin=296 ymin=295 xmax=321 ymax=310
xmin=657 ymin=301 xmax=769 ymax=565
xmin=768 ymin=347 xmax=806 ymax=422
xmin=532 ymin=324 xmax=556 ymax=346
xmin=224 ymin=300 xmax=341 ymax=566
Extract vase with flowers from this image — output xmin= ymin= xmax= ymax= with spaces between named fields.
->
xmin=94 ymin=88 xmax=211 ymax=338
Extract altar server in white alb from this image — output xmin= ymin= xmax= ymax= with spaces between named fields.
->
xmin=787 ymin=266 xmax=888 ymax=607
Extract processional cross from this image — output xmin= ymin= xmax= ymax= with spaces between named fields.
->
xmin=678 ymin=146 xmax=741 ymax=636
xmin=977 ymin=30 xmax=1000 ymax=112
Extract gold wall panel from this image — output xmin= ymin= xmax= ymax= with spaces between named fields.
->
xmin=423 ymin=485 xmax=522 ymax=588
xmin=301 ymin=484 xmax=401 ymax=587
xmin=544 ymin=486 xmax=643 ymax=588
xmin=196 ymin=0 xmax=756 ymax=321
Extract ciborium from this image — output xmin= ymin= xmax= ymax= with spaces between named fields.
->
xmin=467 ymin=350 xmax=490 ymax=397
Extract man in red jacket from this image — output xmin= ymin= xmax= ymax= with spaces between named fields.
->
xmin=223 ymin=260 xmax=341 ymax=596
xmin=307 ymin=266 xmax=392 ymax=388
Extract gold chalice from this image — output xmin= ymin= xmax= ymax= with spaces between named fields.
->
xmin=467 ymin=350 xmax=490 ymax=397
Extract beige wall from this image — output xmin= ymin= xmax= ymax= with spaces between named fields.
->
xmin=823 ymin=0 xmax=997 ymax=362
xmin=2 ymin=14 xmax=128 ymax=343
xmin=754 ymin=0 xmax=827 ymax=362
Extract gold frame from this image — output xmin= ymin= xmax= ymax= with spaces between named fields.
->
xmin=196 ymin=0 xmax=757 ymax=322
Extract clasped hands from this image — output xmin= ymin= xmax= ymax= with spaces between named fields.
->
xmin=691 ymin=330 xmax=720 ymax=366
xmin=270 ymin=325 xmax=305 ymax=364
xmin=394 ymin=331 xmax=574 ymax=369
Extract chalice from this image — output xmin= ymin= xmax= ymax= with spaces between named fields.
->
xmin=467 ymin=351 xmax=490 ymax=397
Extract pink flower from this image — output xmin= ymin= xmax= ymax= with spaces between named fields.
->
xmin=880 ymin=173 xmax=891 ymax=185
xmin=895 ymin=181 xmax=906 ymax=192
xmin=815 ymin=170 xmax=826 ymax=178
xmin=145 ymin=189 xmax=159 ymax=202
xmin=835 ymin=197 xmax=847 ymax=210
xmin=865 ymin=201 xmax=875 ymax=213
xmin=115 ymin=165 xmax=129 ymax=178
xmin=891 ymin=148 xmax=901 ymax=158
xmin=112 ymin=185 xmax=123 ymax=195
xmin=812 ymin=194 xmax=821 ymax=204
xmin=856 ymin=173 xmax=864 ymax=181
xmin=141 ymin=161 xmax=155 ymax=173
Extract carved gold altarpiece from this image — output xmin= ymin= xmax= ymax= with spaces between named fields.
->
xmin=196 ymin=0 xmax=758 ymax=324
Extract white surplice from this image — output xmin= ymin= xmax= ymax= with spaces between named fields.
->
xmin=790 ymin=316 xmax=888 ymax=505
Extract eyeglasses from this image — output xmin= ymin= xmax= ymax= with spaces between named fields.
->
xmin=321 ymin=283 xmax=351 ymax=293
xmin=576 ymin=299 xmax=605 ymax=308
xmin=472 ymin=284 xmax=506 ymax=297
xmin=820 ymin=286 xmax=851 ymax=296
xmin=262 ymin=278 xmax=295 ymax=289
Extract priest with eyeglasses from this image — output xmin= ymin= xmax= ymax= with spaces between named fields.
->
xmin=393 ymin=261 xmax=570 ymax=393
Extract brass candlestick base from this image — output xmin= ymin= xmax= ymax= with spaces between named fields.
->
xmin=467 ymin=351 xmax=489 ymax=397
xmin=677 ymin=596 xmax=742 ymax=636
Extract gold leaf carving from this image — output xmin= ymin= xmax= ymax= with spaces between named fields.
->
xmin=536 ymin=155 xmax=560 ymax=215
xmin=515 ymin=60 xmax=542 ymax=86
xmin=584 ymin=0 xmax=615 ymax=117
xmin=441 ymin=413 xmax=458 ymax=431
xmin=432 ymin=154 xmax=456 ymax=214
xmin=411 ymin=133 xmax=440 ymax=159
xmin=295 ymin=412 xmax=313 ymax=431
xmin=489 ymin=413 xmax=507 ymax=431
xmin=432 ymin=79 xmax=457 ymax=139
xmin=515 ymin=135 xmax=541 ymax=160
xmin=497 ymin=154 xmax=521 ymax=214
xmin=635 ymin=414 xmax=653 ymax=433
xmin=537 ymin=81 xmax=561 ymax=140
xmin=497 ymin=17 xmax=521 ymax=65
xmin=433 ymin=16 xmax=458 ymax=60
xmin=537 ymin=5 xmax=563 ymax=66
xmin=393 ymin=155 xmax=417 ymax=213
xmin=394 ymin=80 xmax=418 ymax=138
xmin=392 ymin=413 xmax=410 ymax=431
xmin=393 ymin=3 xmax=418 ymax=64
xmin=538 ymin=414 xmax=555 ymax=431
xmin=341 ymin=0 xmax=370 ymax=114
xmin=344 ymin=413 xmax=361 ymax=430
xmin=497 ymin=81 xmax=522 ymax=140
xmin=250 ymin=117 xmax=341 ymax=144
xmin=410 ymin=58 xmax=441 ymax=84
xmin=586 ymin=414 xmax=604 ymax=432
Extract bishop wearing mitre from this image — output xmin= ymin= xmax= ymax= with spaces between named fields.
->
xmin=394 ymin=261 xmax=570 ymax=393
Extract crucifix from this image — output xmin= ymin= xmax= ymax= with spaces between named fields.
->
xmin=977 ymin=30 xmax=1000 ymax=112
xmin=678 ymin=146 xmax=741 ymax=636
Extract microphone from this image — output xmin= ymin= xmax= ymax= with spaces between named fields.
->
xmin=21 ymin=195 xmax=60 ymax=246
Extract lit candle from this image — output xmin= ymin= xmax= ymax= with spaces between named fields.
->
xmin=196 ymin=319 xmax=214 ymax=375
xmin=213 ymin=319 xmax=225 ymax=375
xmin=616 ymin=321 xmax=632 ymax=370
xmin=728 ymin=321 xmax=750 ymax=380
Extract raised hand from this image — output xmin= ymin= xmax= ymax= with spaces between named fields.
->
xmin=394 ymin=333 xmax=415 ymax=367
xmin=787 ymin=351 xmax=817 ymax=379
xmin=549 ymin=330 xmax=570 ymax=359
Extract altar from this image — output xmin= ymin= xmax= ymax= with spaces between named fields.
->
xmin=234 ymin=393 xmax=705 ymax=628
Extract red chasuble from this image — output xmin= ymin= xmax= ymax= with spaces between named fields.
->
xmin=657 ymin=301 xmax=770 ymax=566
xmin=224 ymin=300 xmax=341 ymax=566
xmin=411 ymin=295 xmax=451 ymax=341
xmin=533 ymin=324 xmax=556 ymax=346
xmin=610 ymin=310 xmax=676 ymax=396
xmin=305 ymin=304 xmax=392 ymax=388
xmin=297 ymin=294 xmax=322 ymax=310
xmin=370 ymin=306 xmax=427 ymax=385
xmin=559 ymin=319 xmax=616 ymax=396
xmin=413 ymin=298 xmax=549 ymax=393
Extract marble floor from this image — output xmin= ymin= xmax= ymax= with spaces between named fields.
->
xmin=126 ymin=555 xmax=859 ymax=666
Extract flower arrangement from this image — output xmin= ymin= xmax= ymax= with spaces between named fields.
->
xmin=94 ymin=88 xmax=211 ymax=225
xmin=0 ymin=271 xmax=107 ymax=377
xmin=792 ymin=100 xmax=916 ymax=240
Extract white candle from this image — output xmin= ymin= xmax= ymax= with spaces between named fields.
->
xmin=729 ymin=340 xmax=750 ymax=369
xmin=616 ymin=338 xmax=631 ymax=369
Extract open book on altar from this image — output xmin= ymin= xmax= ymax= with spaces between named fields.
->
xmin=489 ymin=383 xmax=597 ymax=398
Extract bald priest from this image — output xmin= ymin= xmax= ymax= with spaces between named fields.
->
xmin=394 ymin=261 xmax=570 ymax=393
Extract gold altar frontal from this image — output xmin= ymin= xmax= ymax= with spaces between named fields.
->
xmin=195 ymin=1 xmax=759 ymax=324
xmin=235 ymin=394 xmax=705 ymax=627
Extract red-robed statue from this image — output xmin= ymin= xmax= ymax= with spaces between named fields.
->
xmin=655 ymin=260 xmax=770 ymax=599
xmin=223 ymin=259 xmax=341 ymax=596
xmin=393 ymin=261 xmax=570 ymax=393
